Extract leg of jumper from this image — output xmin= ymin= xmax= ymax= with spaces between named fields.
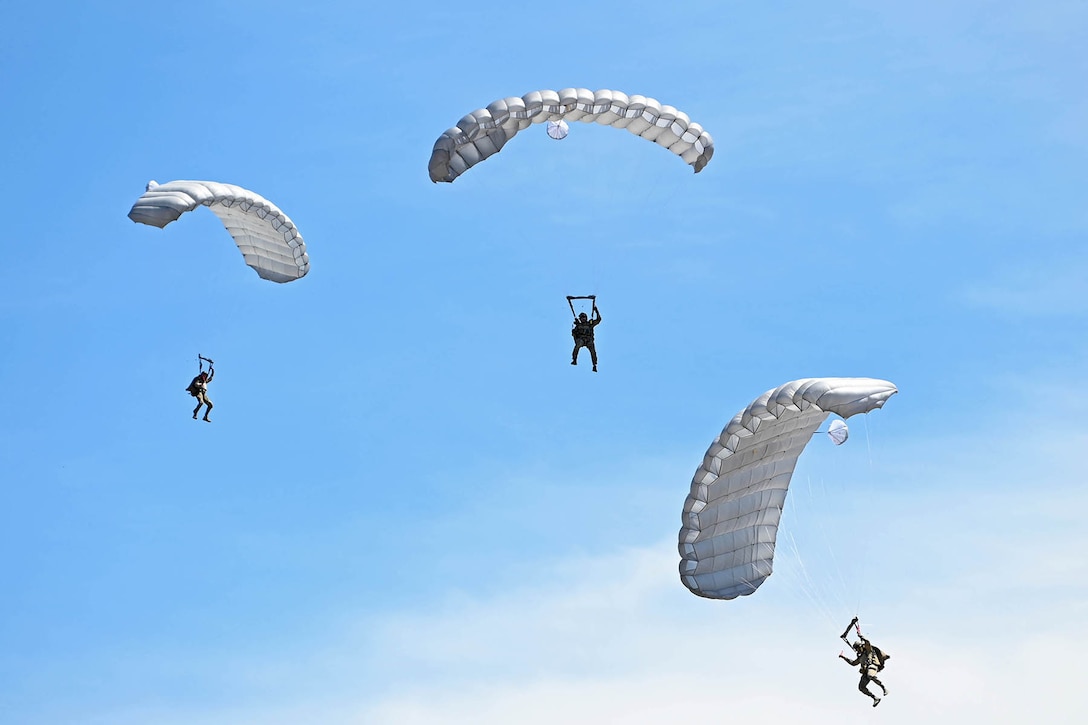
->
xmin=858 ymin=675 xmax=879 ymax=702
xmin=587 ymin=341 xmax=597 ymax=367
xmin=572 ymin=340 xmax=582 ymax=364
xmin=193 ymin=393 xmax=205 ymax=419
xmin=870 ymin=674 xmax=886 ymax=695
xmin=201 ymin=394 xmax=213 ymax=421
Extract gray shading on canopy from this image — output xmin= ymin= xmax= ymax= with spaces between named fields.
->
xmin=678 ymin=378 xmax=898 ymax=601
xmin=428 ymin=88 xmax=715 ymax=183
xmin=128 ymin=180 xmax=309 ymax=283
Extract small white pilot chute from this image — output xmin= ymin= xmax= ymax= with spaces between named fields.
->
xmin=546 ymin=120 xmax=569 ymax=140
xmin=827 ymin=418 xmax=849 ymax=445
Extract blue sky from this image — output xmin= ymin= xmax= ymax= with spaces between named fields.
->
xmin=1 ymin=1 xmax=1085 ymax=722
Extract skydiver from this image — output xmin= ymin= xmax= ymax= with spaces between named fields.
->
xmin=186 ymin=364 xmax=215 ymax=422
xmin=838 ymin=617 xmax=890 ymax=707
xmin=570 ymin=302 xmax=602 ymax=372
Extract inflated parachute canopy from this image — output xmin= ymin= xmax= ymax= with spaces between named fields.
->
xmin=428 ymin=88 xmax=715 ymax=183
xmin=678 ymin=377 xmax=897 ymax=601
xmin=128 ymin=180 xmax=309 ymax=283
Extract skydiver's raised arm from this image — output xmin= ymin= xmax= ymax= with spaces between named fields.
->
xmin=841 ymin=617 xmax=858 ymax=641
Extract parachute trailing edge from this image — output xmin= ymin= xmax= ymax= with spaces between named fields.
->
xmin=128 ymin=180 xmax=309 ymax=284
xmin=429 ymin=88 xmax=715 ymax=183
xmin=678 ymin=377 xmax=897 ymax=601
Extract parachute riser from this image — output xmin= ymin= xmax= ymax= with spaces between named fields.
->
xmin=198 ymin=354 xmax=215 ymax=373
xmin=566 ymin=294 xmax=596 ymax=319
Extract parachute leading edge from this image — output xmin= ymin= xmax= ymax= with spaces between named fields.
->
xmin=678 ymin=377 xmax=898 ymax=601
xmin=128 ymin=180 xmax=310 ymax=283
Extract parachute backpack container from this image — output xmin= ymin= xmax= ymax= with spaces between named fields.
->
xmin=678 ymin=378 xmax=897 ymax=600
xmin=428 ymin=88 xmax=714 ymax=183
xmin=128 ymin=180 xmax=310 ymax=283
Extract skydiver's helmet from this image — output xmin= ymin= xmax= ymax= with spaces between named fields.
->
xmin=579 ymin=312 xmax=588 ymax=321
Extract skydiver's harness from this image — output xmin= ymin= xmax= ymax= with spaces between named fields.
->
xmin=186 ymin=355 xmax=215 ymax=397
xmin=572 ymin=320 xmax=595 ymax=342
xmin=841 ymin=618 xmax=889 ymax=672
xmin=567 ymin=295 xmax=597 ymax=342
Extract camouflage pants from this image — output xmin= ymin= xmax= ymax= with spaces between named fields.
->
xmin=858 ymin=671 xmax=885 ymax=700
xmin=572 ymin=339 xmax=597 ymax=365
xmin=192 ymin=391 xmax=213 ymax=419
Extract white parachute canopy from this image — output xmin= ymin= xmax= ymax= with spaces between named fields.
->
xmin=678 ymin=377 xmax=898 ymax=601
xmin=428 ymin=88 xmax=714 ymax=182
xmin=827 ymin=418 xmax=849 ymax=445
xmin=546 ymin=120 xmax=569 ymax=140
xmin=127 ymin=180 xmax=310 ymax=283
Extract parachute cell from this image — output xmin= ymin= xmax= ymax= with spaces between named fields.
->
xmin=678 ymin=377 xmax=897 ymax=600
xmin=128 ymin=180 xmax=310 ymax=283
xmin=428 ymin=88 xmax=714 ymax=183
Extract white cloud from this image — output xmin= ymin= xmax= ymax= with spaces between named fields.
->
xmin=119 ymin=481 xmax=1087 ymax=724
xmin=91 ymin=380 xmax=1088 ymax=725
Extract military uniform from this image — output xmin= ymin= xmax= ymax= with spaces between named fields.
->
xmin=187 ymin=368 xmax=214 ymax=421
xmin=571 ymin=310 xmax=602 ymax=370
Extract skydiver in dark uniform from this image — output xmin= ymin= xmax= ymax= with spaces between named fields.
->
xmin=839 ymin=617 xmax=890 ymax=707
xmin=570 ymin=302 xmax=602 ymax=372
xmin=186 ymin=359 xmax=215 ymax=422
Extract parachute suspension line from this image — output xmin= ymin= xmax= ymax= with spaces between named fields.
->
xmin=789 ymin=472 xmax=854 ymax=628
xmin=653 ymin=167 xmax=683 ymax=211
xmin=816 ymin=472 xmax=854 ymax=620
xmin=864 ymin=414 xmax=874 ymax=469
xmin=853 ymin=414 xmax=879 ymax=617
xmin=782 ymin=527 xmax=838 ymax=629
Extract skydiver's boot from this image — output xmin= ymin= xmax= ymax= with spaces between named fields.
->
xmin=872 ymin=698 xmax=881 ymax=708
xmin=592 ymin=365 xmax=597 ymax=372
xmin=571 ymin=360 xmax=577 ymax=365
xmin=203 ymin=416 xmax=212 ymax=422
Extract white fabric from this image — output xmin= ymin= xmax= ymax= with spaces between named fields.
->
xmin=678 ymin=378 xmax=897 ymax=600
xmin=127 ymin=180 xmax=309 ymax=284
xmin=428 ymin=88 xmax=714 ymax=182
xmin=546 ymin=120 xmax=569 ymax=140
xmin=827 ymin=418 xmax=850 ymax=445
